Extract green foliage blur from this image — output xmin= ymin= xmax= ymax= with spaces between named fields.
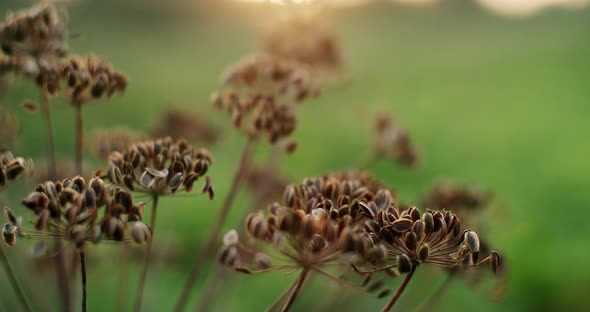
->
xmin=1 ymin=0 xmax=589 ymax=311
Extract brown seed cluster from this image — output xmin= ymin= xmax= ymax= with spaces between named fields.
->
xmin=91 ymin=127 xmax=145 ymax=160
xmin=263 ymin=16 xmax=344 ymax=71
xmin=361 ymin=206 xmax=501 ymax=275
xmin=107 ymin=137 xmax=214 ymax=197
xmin=0 ymin=151 xmax=31 ymax=189
xmin=219 ymin=172 xmax=397 ymax=297
xmin=0 ymin=3 xmax=68 ymax=60
xmin=4 ymin=176 xmax=150 ymax=249
xmin=149 ymin=107 xmax=219 ymax=145
xmin=36 ymin=54 xmax=127 ymax=103
xmin=374 ymin=115 xmax=419 ymax=167
xmin=211 ymin=53 xmax=318 ymax=145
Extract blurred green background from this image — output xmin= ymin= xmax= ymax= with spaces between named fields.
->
xmin=1 ymin=0 xmax=589 ymax=311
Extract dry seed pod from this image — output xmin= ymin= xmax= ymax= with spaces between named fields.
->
xmin=2 ymin=223 xmax=17 ymax=246
xmin=223 ymin=229 xmax=239 ymax=246
xmin=396 ymin=253 xmax=412 ymax=273
xmin=465 ymin=231 xmax=480 ymax=253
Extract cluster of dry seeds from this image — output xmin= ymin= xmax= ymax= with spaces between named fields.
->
xmin=422 ymin=183 xmax=491 ymax=212
xmin=0 ymin=3 xmax=68 ymax=60
xmin=149 ymin=108 xmax=219 ymax=144
xmin=211 ymin=53 xmax=318 ymax=144
xmin=107 ymin=137 xmax=214 ymax=197
xmin=219 ymin=173 xmax=392 ymax=288
xmin=0 ymin=151 xmax=31 ymax=189
xmin=263 ymin=16 xmax=343 ymax=71
xmin=3 ymin=176 xmax=150 ymax=249
xmin=374 ymin=115 xmax=419 ymax=167
xmin=35 ymin=54 xmax=128 ymax=103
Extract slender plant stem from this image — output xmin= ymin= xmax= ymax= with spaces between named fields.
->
xmin=280 ymin=269 xmax=309 ymax=312
xmin=0 ymin=243 xmax=33 ymax=312
xmin=174 ymin=138 xmax=256 ymax=312
xmin=80 ymin=251 xmax=87 ymax=312
xmin=39 ymin=94 xmax=57 ymax=180
xmin=74 ymin=103 xmax=83 ymax=175
xmin=133 ymin=194 xmax=159 ymax=312
xmin=55 ymin=239 xmax=72 ymax=312
xmin=116 ymin=246 xmax=130 ymax=312
xmin=382 ymin=265 xmax=417 ymax=312
xmin=415 ymin=272 xmax=454 ymax=312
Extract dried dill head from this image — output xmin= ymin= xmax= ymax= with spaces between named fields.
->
xmin=149 ymin=107 xmax=219 ymax=145
xmin=219 ymin=172 xmax=396 ymax=299
xmin=422 ymin=182 xmax=491 ymax=213
xmin=91 ymin=127 xmax=145 ymax=160
xmin=263 ymin=16 xmax=344 ymax=72
xmin=107 ymin=137 xmax=214 ymax=198
xmin=211 ymin=53 xmax=319 ymax=147
xmin=35 ymin=54 xmax=127 ymax=102
xmin=374 ymin=115 xmax=419 ymax=167
xmin=0 ymin=3 xmax=68 ymax=60
xmin=0 ymin=151 xmax=32 ymax=189
xmin=3 ymin=176 xmax=150 ymax=249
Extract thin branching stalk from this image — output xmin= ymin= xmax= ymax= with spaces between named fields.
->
xmin=40 ymin=94 xmax=57 ymax=180
xmin=74 ymin=102 xmax=83 ymax=175
xmin=133 ymin=194 xmax=159 ymax=312
xmin=174 ymin=137 xmax=256 ymax=312
xmin=382 ymin=265 xmax=417 ymax=312
xmin=116 ymin=246 xmax=130 ymax=312
xmin=54 ymin=240 xmax=73 ymax=312
xmin=280 ymin=269 xmax=309 ymax=312
xmin=0 ymin=243 xmax=33 ymax=312
xmin=80 ymin=251 xmax=87 ymax=312
xmin=415 ymin=272 xmax=454 ymax=312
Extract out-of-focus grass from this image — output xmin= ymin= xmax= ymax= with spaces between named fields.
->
xmin=1 ymin=0 xmax=589 ymax=311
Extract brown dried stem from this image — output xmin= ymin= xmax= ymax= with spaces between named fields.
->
xmin=280 ymin=269 xmax=309 ymax=312
xmin=80 ymin=251 xmax=87 ymax=312
xmin=174 ymin=137 xmax=256 ymax=312
xmin=382 ymin=265 xmax=417 ymax=312
xmin=74 ymin=102 xmax=83 ymax=175
xmin=0 ymin=241 xmax=33 ymax=312
xmin=133 ymin=194 xmax=159 ymax=312
xmin=40 ymin=94 xmax=57 ymax=180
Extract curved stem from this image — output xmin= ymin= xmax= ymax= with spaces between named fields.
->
xmin=0 ymin=243 xmax=33 ymax=312
xmin=74 ymin=103 xmax=83 ymax=175
xmin=280 ymin=269 xmax=309 ymax=312
xmin=382 ymin=265 xmax=417 ymax=312
xmin=40 ymin=94 xmax=57 ymax=180
xmin=133 ymin=195 xmax=159 ymax=312
xmin=80 ymin=251 xmax=87 ymax=312
xmin=174 ymin=138 xmax=255 ymax=312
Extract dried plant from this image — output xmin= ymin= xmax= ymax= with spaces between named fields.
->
xmin=175 ymin=53 xmax=319 ymax=311
xmin=0 ymin=151 xmax=32 ymax=189
xmin=219 ymin=172 xmax=394 ymax=311
xmin=149 ymin=107 xmax=219 ymax=145
xmin=105 ymin=136 xmax=213 ymax=312
xmin=374 ymin=115 xmax=419 ymax=168
xmin=263 ymin=16 xmax=344 ymax=73
xmin=91 ymin=127 xmax=145 ymax=161
xmin=5 ymin=175 xmax=148 ymax=312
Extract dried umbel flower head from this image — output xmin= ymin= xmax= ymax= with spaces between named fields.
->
xmin=263 ymin=16 xmax=344 ymax=72
xmin=12 ymin=176 xmax=149 ymax=248
xmin=360 ymin=206 xmax=501 ymax=275
xmin=91 ymin=127 xmax=144 ymax=160
xmin=220 ymin=172 xmax=396 ymax=296
xmin=374 ymin=115 xmax=419 ymax=167
xmin=35 ymin=54 xmax=128 ymax=103
xmin=0 ymin=3 xmax=68 ymax=59
xmin=212 ymin=53 xmax=319 ymax=145
xmin=149 ymin=107 xmax=219 ymax=144
xmin=0 ymin=151 xmax=32 ymax=189
xmin=107 ymin=137 xmax=214 ymax=197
